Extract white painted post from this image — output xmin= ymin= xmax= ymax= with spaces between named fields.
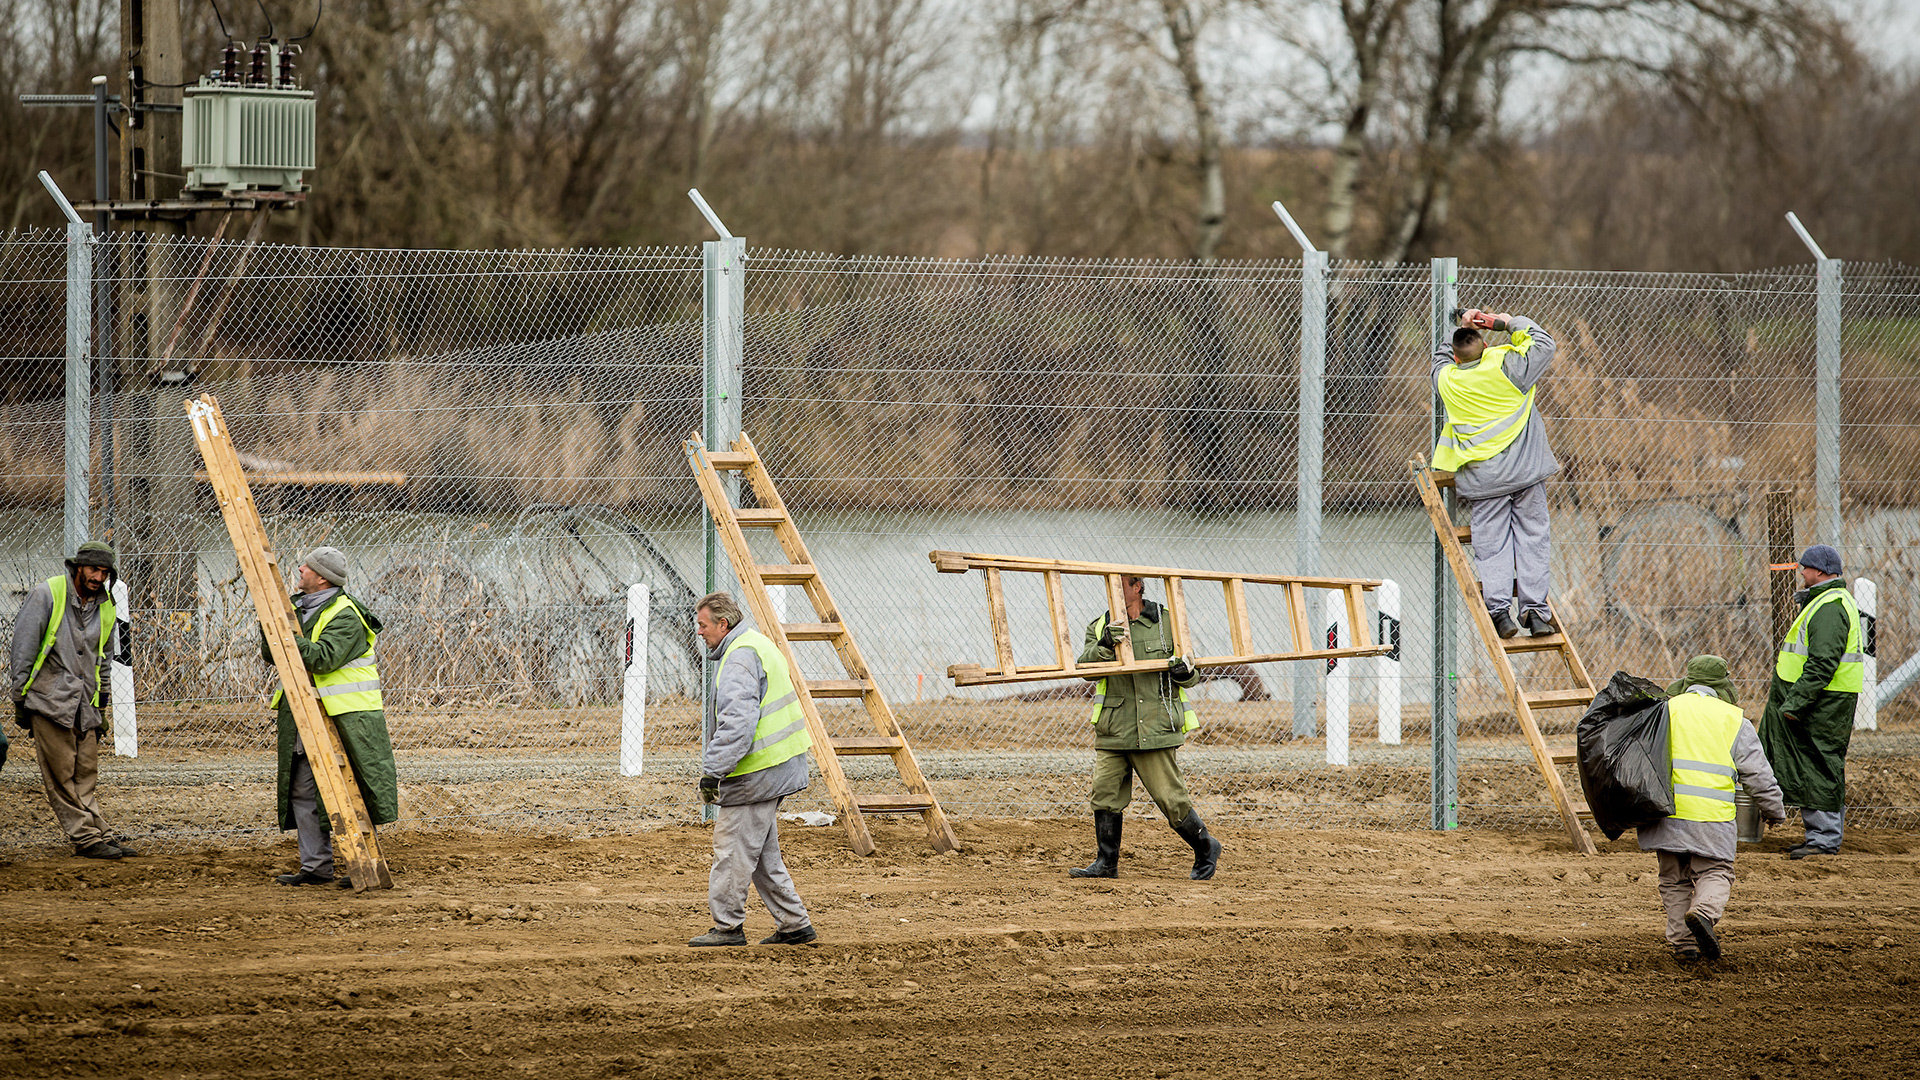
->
xmin=1376 ymin=579 xmax=1402 ymax=745
xmin=109 ymin=579 xmax=137 ymax=758
xmin=1855 ymin=577 xmax=1877 ymax=731
xmin=619 ymin=584 xmax=650 ymax=776
xmin=1325 ymin=592 xmax=1349 ymax=766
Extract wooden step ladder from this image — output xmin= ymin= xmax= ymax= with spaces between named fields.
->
xmin=930 ymin=551 xmax=1391 ymax=686
xmin=686 ymin=431 xmax=958 ymax=856
xmin=1409 ymin=455 xmax=1598 ymax=855
xmin=187 ymin=394 xmax=393 ymax=890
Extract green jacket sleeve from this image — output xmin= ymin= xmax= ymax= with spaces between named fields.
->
xmin=258 ymin=602 xmax=370 ymax=677
xmin=1780 ymin=599 xmax=1850 ymax=717
xmin=1078 ymin=614 xmax=1116 ymax=677
xmin=296 ymin=606 xmax=370 ymax=676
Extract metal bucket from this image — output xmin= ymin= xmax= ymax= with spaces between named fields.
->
xmin=1735 ymin=784 xmax=1764 ymax=843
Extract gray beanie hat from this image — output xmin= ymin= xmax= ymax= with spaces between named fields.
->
xmin=301 ymin=546 xmax=349 ymax=587
xmin=1797 ymin=544 xmax=1843 ymax=577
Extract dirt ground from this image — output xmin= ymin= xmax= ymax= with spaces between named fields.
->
xmin=0 ymin=820 xmax=1915 ymax=1080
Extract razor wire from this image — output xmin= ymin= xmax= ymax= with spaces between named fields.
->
xmin=1 ymin=232 xmax=1918 ymax=852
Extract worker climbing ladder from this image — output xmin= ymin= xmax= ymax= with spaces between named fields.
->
xmin=187 ymin=394 xmax=393 ymax=890
xmin=1410 ymin=455 xmax=1598 ymax=855
xmin=686 ymin=431 xmax=958 ymax=856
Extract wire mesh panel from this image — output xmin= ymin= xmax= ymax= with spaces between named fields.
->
xmin=0 ymin=234 xmax=1916 ymax=853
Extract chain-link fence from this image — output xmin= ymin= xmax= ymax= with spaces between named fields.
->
xmin=3 ymin=227 xmax=1918 ymax=853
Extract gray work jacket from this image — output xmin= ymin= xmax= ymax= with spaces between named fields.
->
xmin=8 ymin=575 xmax=108 ymax=733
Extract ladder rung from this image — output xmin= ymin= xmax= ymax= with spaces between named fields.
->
xmin=1524 ymin=687 xmax=1597 ymax=710
xmin=1548 ymin=746 xmax=1579 ymax=766
xmin=858 ymin=794 xmax=934 ymax=813
xmin=735 ymin=508 xmax=788 ymax=527
xmin=783 ymin=622 xmax=846 ymax=641
xmin=1453 ymin=525 xmax=1471 ymax=542
xmin=1502 ymin=635 xmax=1568 ymax=653
xmin=832 ymin=736 xmax=906 ymax=755
xmin=757 ymin=564 xmax=818 ymax=584
xmin=808 ymin=680 xmax=871 ymax=698
xmin=1572 ymin=800 xmax=1594 ymax=820
xmin=706 ymin=452 xmax=754 ymax=470
xmin=1431 ymin=471 xmax=1455 ymax=488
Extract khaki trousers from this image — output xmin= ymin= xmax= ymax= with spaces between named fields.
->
xmin=1088 ymin=747 xmax=1194 ymax=824
xmin=1656 ymin=849 xmax=1735 ymax=948
xmin=30 ymin=714 xmax=110 ymax=848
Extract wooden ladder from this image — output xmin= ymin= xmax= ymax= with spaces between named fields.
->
xmin=1409 ymin=455 xmax=1597 ymax=855
xmin=685 ymin=431 xmax=958 ymax=856
xmin=187 ymin=394 xmax=393 ymax=890
xmin=930 ymin=551 xmax=1391 ymax=686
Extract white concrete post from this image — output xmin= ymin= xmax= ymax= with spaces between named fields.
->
xmin=1375 ymin=579 xmax=1401 ymax=745
xmin=1325 ymin=592 xmax=1349 ymax=766
xmin=1855 ymin=577 xmax=1877 ymax=731
xmin=110 ymin=578 xmax=137 ymax=757
xmin=620 ymin=584 xmax=650 ymax=776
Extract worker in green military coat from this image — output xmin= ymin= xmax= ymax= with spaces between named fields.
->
xmin=260 ymin=546 xmax=399 ymax=886
xmin=1067 ymin=574 xmax=1222 ymax=881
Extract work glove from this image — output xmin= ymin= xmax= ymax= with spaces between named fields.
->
xmin=1167 ymin=656 xmax=1195 ymax=682
xmin=698 ymin=776 xmax=720 ymax=806
xmin=1097 ymin=621 xmax=1129 ymax=649
xmin=0 ymin=724 xmax=9 ymax=772
xmin=12 ymin=700 xmax=30 ymax=732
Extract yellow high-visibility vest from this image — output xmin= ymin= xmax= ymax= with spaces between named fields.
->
xmin=720 ymin=630 xmax=811 ymax=777
xmin=1774 ymin=586 xmax=1865 ymax=693
xmin=23 ymin=575 xmax=116 ymax=707
xmin=1668 ymin=692 xmax=1744 ymax=823
xmin=1432 ymin=330 xmax=1538 ymax=472
xmin=270 ymin=595 xmax=383 ymax=715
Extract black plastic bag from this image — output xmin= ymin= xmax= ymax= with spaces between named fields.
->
xmin=1575 ymin=672 xmax=1673 ymax=840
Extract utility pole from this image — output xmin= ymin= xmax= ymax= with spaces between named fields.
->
xmin=118 ymin=0 xmax=196 ymax=628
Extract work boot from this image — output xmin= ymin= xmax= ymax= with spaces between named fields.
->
xmin=689 ymin=925 xmax=747 ymax=947
xmin=1068 ymin=810 xmax=1122 ymax=878
xmin=1490 ymin=609 xmax=1521 ymax=639
xmin=1522 ymin=608 xmax=1560 ymax=637
xmin=1684 ymin=911 xmax=1720 ymax=961
xmin=1172 ymin=810 xmax=1222 ymax=880
xmin=760 ymin=924 xmax=819 ymax=945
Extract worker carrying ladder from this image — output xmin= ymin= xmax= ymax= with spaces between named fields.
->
xmin=686 ymin=431 xmax=957 ymax=856
xmin=1411 ymin=455 xmax=1598 ymax=854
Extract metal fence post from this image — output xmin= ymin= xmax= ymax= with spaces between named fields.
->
xmin=40 ymin=174 xmax=94 ymax=555
xmin=1429 ymin=257 xmax=1459 ymax=830
xmin=1788 ymin=213 xmax=1843 ymax=547
xmin=1294 ymin=249 xmax=1328 ymax=738
xmin=1815 ymin=256 xmax=1842 ymax=546
xmin=702 ymin=234 xmax=745 ymax=596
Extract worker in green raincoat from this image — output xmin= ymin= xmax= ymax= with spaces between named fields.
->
xmin=1759 ymin=545 xmax=1863 ymax=859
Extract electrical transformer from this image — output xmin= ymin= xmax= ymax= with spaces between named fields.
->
xmin=181 ymin=41 xmax=315 ymax=195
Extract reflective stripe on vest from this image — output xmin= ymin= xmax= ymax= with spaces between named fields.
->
xmin=1432 ymin=337 xmax=1537 ymax=473
xmin=270 ymin=595 xmax=383 ymax=715
xmin=722 ymin=629 xmax=811 ymax=777
xmin=23 ymin=575 xmax=116 ymax=708
xmin=1668 ymin=692 xmax=1745 ymax=823
xmin=1774 ymin=587 xmax=1865 ymax=692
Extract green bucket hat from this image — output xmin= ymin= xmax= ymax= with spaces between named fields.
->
xmin=1666 ymin=654 xmax=1738 ymax=706
xmin=63 ymin=540 xmax=117 ymax=573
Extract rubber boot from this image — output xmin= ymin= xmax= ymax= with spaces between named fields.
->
xmin=1068 ymin=810 xmax=1122 ymax=878
xmin=1172 ymin=810 xmax=1222 ymax=880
